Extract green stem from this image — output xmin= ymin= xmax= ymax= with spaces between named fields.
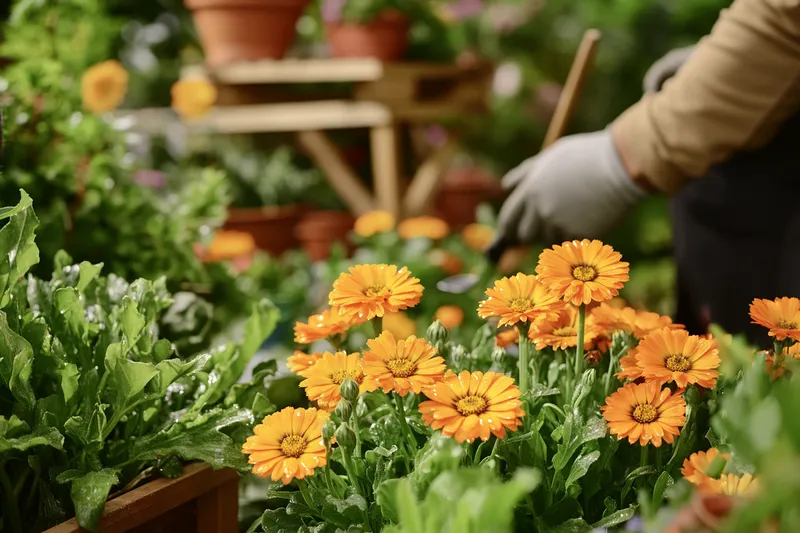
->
xmin=516 ymin=323 xmax=532 ymax=396
xmin=563 ymin=350 xmax=573 ymax=405
xmin=351 ymin=399 xmax=362 ymax=456
xmin=371 ymin=316 xmax=383 ymax=337
xmin=297 ymin=479 xmax=315 ymax=511
xmin=393 ymin=394 xmax=416 ymax=462
xmin=0 ymin=461 xmax=22 ymax=533
xmin=340 ymin=452 xmax=372 ymax=532
xmin=603 ymin=346 xmax=627 ymax=398
xmin=774 ymin=340 xmax=786 ymax=369
xmin=638 ymin=445 xmax=650 ymax=491
xmin=575 ymin=304 xmax=586 ymax=377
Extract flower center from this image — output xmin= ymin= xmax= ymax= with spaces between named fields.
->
xmin=665 ymin=354 xmax=692 ymax=372
xmin=364 ymin=285 xmax=388 ymax=297
xmin=509 ymin=297 xmax=533 ymax=312
xmin=777 ymin=320 xmax=797 ymax=330
xmin=456 ymin=395 xmax=488 ymax=416
xmin=552 ymin=326 xmax=576 ymax=337
xmin=330 ymin=370 xmax=362 ymax=385
xmin=632 ymin=404 xmax=658 ymax=424
xmin=572 ymin=265 xmax=598 ymax=282
xmin=280 ymin=434 xmax=307 ymax=458
xmin=387 ymin=357 xmax=417 ymax=378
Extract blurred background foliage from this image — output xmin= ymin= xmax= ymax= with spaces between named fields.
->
xmin=0 ymin=0 xmax=732 ymax=315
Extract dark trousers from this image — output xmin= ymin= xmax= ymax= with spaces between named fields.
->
xmin=670 ymin=113 xmax=800 ymax=349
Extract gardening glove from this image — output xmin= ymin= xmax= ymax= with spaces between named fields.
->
xmin=496 ymin=129 xmax=648 ymax=245
xmin=643 ymin=45 xmax=695 ymax=93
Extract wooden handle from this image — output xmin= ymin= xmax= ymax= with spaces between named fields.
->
xmin=541 ymin=29 xmax=601 ymax=150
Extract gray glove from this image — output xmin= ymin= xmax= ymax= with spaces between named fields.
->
xmin=496 ymin=129 xmax=648 ymax=244
xmin=643 ymin=45 xmax=695 ymax=93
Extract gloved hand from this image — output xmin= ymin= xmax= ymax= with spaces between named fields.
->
xmin=496 ymin=129 xmax=648 ymax=245
xmin=643 ymin=45 xmax=695 ymax=93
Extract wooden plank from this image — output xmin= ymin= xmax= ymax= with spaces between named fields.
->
xmin=297 ymin=130 xmax=375 ymax=215
xmin=199 ymin=101 xmax=393 ymax=133
xmin=196 ymin=473 xmax=238 ymax=533
xmin=370 ymin=124 xmax=402 ymax=218
xmin=45 ymin=464 xmax=239 ymax=533
xmin=403 ymin=139 xmax=458 ymax=217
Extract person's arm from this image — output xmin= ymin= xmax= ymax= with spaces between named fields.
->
xmin=612 ymin=0 xmax=800 ymax=194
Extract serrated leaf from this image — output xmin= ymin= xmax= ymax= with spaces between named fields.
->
xmin=70 ymin=469 xmax=119 ymax=531
xmin=106 ymin=348 xmax=158 ymax=409
xmin=76 ymin=261 xmax=103 ymax=293
xmin=120 ymin=297 xmax=145 ymax=346
xmin=0 ymin=416 xmax=63 ymax=453
xmin=0 ymin=190 xmax=39 ymax=308
xmin=57 ymin=363 xmax=80 ymax=403
xmin=0 ymin=311 xmax=36 ymax=411
xmin=154 ymin=354 xmax=210 ymax=396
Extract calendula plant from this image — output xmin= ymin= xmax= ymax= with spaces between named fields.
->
xmin=240 ymin=236 xmax=762 ymax=532
xmin=0 ymin=193 xmax=281 ymax=533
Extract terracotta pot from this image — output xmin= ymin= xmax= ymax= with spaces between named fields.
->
xmin=185 ymin=0 xmax=311 ymax=67
xmin=223 ymin=205 xmax=304 ymax=256
xmin=435 ymin=167 xmax=503 ymax=228
xmin=326 ymin=11 xmax=410 ymax=61
xmin=296 ymin=211 xmax=355 ymax=261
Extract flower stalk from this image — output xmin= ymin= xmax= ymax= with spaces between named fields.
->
xmin=516 ymin=323 xmax=532 ymax=396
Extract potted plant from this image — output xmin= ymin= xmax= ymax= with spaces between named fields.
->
xmin=319 ymin=0 xmax=436 ymax=60
xmin=184 ymin=0 xmax=312 ymax=67
xmin=0 ymin=194 xmax=280 ymax=533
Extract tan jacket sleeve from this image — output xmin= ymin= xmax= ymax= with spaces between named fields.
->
xmin=612 ymin=0 xmax=800 ymax=194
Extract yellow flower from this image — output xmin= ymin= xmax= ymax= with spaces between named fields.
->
xmin=203 ymin=230 xmax=255 ymax=262
xmin=287 ymin=351 xmax=322 ymax=374
xmin=461 ymin=224 xmax=495 ymax=251
xmin=354 ymin=210 xmax=396 ymax=237
xmin=419 ymin=370 xmax=525 ymax=443
xmin=329 ymin=264 xmax=423 ymax=321
xmin=681 ymin=448 xmax=730 ymax=486
xmin=601 ymin=381 xmax=686 ymax=447
xmin=171 ymin=77 xmax=217 ymax=119
xmin=699 ymin=473 xmax=759 ymax=497
xmin=383 ymin=312 xmax=418 ymax=339
xmin=590 ymin=304 xmax=637 ymax=334
xmin=749 ymin=297 xmax=800 ymax=342
xmin=434 ymin=305 xmax=465 ymax=330
xmin=294 ymin=308 xmax=358 ymax=345
xmin=397 ymin=216 xmax=450 ymax=240
xmin=633 ymin=310 xmax=682 ymax=338
xmin=242 ymin=407 xmax=328 ymax=484
xmin=529 ymin=305 xmax=604 ymax=351
xmin=299 ymin=351 xmax=377 ymax=410
xmin=478 ymin=273 xmax=563 ymax=327
xmin=362 ymin=331 xmax=446 ymax=396
xmin=495 ymin=328 xmax=519 ymax=347
xmin=536 ymin=239 xmax=630 ymax=306
xmin=636 ymin=328 xmax=720 ymax=389
xmin=81 ymin=60 xmax=128 ymax=114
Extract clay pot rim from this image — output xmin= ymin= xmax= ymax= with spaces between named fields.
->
xmin=326 ymin=9 xmax=410 ymax=30
xmin=226 ymin=204 xmax=306 ymax=223
xmin=185 ymin=0 xmax=310 ymax=9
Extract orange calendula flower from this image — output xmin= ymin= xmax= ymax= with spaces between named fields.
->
xmin=294 ymin=308 xmax=356 ymax=345
xmin=616 ymin=348 xmax=644 ymax=381
xmin=536 ymin=239 xmax=630 ymax=306
xmin=528 ymin=305 xmax=604 ymax=351
xmin=397 ymin=216 xmax=450 ymax=240
xmin=681 ymin=448 xmax=730 ymax=486
xmin=434 ymin=305 xmax=465 ymax=330
xmin=202 ymin=230 xmax=255 ymax=262
xmin=478 ymin=273 xmax=563 ymax=327
xmin=636 ymin=328 xmax=721 ymax=389
xmin=81 ymin=60 xmax=128 ymax=113
xmin=634 ymin=310 xmax=683 ymax=338
xmin=242 ymin=407 xmax=328 ymax=484
xmin=299 ymin=351 xmax=377 ymax=410
xmin=287 ymin=351 xmax=322 ymax=374
xmin=329 ymin=264 xmax=424 ymax=321
xmin=171 ymin=77 xmax=217 ymax=119
xmin=601 ymin=381 xmax=686 ymax=447
xmin=495 ymin=328 xmax=519 ymax=347
xmin=749 ymin=297 xmax=800 ymax=342
xmin=419 ymin=370 xmax=525 ymax=443
xmin=700 ymin=473 xmax=759 ymax=497
xmin=461 ymin=223 xmax=495 ymax=251
xmin=591 ymin=304 xmax=637 ymax=334
xmin=383 ymin=312 xmax=418 ymax=340
xmin=362 ymin=331 xmax=446 ymax=396
xmin=354 ymin=210 xmax=396 ymax=237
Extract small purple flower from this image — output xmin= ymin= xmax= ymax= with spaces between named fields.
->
xmin=624 ymin=515 xmax=644 ymax=531
xmin=321 ymin=0 xmax=347 ymax=23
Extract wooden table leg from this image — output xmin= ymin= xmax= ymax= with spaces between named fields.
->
xmin=402 ymin=139 xmax=457 ymax=217
xmin=370 ymin=124 xmax=402 ymax=218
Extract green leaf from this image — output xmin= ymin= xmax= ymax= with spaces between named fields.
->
xmin=57 ymin=363 xmax=80 ymax=404
xmin=154 ymin=354 xmax=210 ymax=396
xmin=0 ymin=416 xmax=64 ymax=453
xmin=565 ymin=450 xmax=600 ymax=491
xmin=651 ymin=471 xmax=674 ymax=509
xmin=70 ymin=468 xmax=119 ymax=531
xmin=550 ymin=518 xmax=593 ymax=533
xmin=106 ymin=348 xmax=159 ymax=409
xmin=76 ymin=261 xmax=103 ymax=293
xmin=0 ymin=311 xmax=36 ymax=411
xmin=0 ymin=190 xmax=39 ymax=308
xmin=591 ymin=507 xmax=636 ymax=529
xmin=120 ymin=297 xmax=145 ymax=345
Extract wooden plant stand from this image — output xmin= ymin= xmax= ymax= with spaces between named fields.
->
xmin=44 ymin=464 xmax=238 ymax=533
xmin=196 ymin=58 xmax=492 ymax=219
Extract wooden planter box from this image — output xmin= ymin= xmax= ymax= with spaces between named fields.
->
xmin=45 ymin=464 xmax=239 ymax=533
